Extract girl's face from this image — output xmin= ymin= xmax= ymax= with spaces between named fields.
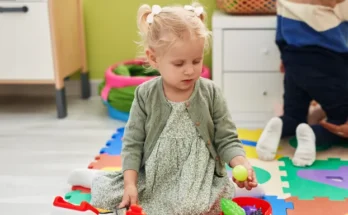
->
xmin=147 ymin=37 xmax=205 ymax=92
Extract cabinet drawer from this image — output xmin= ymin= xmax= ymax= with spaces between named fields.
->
xmin=0 ymin=2 xmax=54 ymax=80
xmin=223 ymin=73 xmax=284 ymax=112
xmin=223 ymin=30 xmax=281 ymax=72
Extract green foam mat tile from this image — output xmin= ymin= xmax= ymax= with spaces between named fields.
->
xmin=279 ymin=157 xmax=348 ymax=200
xmin=289 ymin=136 xmax=348 ymax=151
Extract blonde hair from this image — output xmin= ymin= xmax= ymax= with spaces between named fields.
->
xmin=136 ymin=2 xmax=211 ymax=57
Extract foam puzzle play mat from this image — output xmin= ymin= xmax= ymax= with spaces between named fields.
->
xmin=51 ymin=127 xmax=348 ymax=215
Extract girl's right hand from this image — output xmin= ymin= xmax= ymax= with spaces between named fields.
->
xmin=118 ymin=184 xmax=139 ymax=209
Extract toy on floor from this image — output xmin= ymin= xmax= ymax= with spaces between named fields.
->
xmin=233 ymin=165 xmax=248 ymax=181
xmin=242 ymin=206 xmax=263 ymax=215
xmin=221 ymin=197 xmax=272 ymax=215
xmin=221 ymin=198 xmax=246 ymax=215
xmin=125 ymin=205 xmax=146 ymax=215
xmin=51 ymin=196 xmax=98 ymax=215
xmin=220 ymin=198 xmax=263 ymax=215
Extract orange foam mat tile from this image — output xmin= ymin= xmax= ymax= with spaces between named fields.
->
xmin=286 ymin=197 xmax=348 ymax=215
xmin=88 ymin=154 xmax=121 ymax=170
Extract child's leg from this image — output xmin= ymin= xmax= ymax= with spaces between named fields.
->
xmin=292 ymin=90 xmax=348 ymax=166
xmin=312 ymin=123 xmax=348 ymax=146
xmin=67 ymin=168 xmax=102 ymax=188
xmin=68 ymin=168 xmax=127 ymax=210
xmin=293 ymin=49 xmax=348 ymax=145
xmin=292 ymin=123 xmax=316 ymax=166
xmin=283 ymin=47 xmax=348 ymax=163
xmin=256 ymin=69 xmax=312 ymax=160
xmin=280 ymin=69 xmax=312 ymax=137
xmin=308 ymin=65 xmax=348 ymax=147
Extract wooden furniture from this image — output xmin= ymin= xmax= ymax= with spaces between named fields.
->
xmin=212 ymin=11 xmax=284 ymax=129
xmin=0 ymin=0 xmax=90 ymax=119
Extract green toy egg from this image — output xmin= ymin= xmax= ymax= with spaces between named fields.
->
xmin=221 ymin=198 xmax=246 ymax=215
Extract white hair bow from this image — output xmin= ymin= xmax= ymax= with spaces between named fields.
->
xmin=146 ymin=5 xmax=161 ymax=24
xmin=184 ymin=5 xmax=204 ymax=16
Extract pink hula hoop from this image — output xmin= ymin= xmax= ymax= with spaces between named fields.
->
xmin=101 ymin=59 xmax=211 ymax=101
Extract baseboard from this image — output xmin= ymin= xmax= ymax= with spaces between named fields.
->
xmin=0 ymin=79 xmax=102 ymax=97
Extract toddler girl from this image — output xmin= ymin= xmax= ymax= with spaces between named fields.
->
xmin=69 ymin=3 xmax=257 ymax=215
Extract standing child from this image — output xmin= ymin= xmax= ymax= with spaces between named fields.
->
xmin=256 ymin=0 xmax=348 ymax=166
xmin=70 ymin=3 xmax=257 ymax=215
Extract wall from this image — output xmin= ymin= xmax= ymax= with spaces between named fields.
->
xmin=83 ymin=0 xmax=216 ymax=79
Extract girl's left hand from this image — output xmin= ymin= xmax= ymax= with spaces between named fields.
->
xmin=230 ymin=156 xmax=258 ymax=190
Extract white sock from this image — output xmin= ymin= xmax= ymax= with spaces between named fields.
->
xmin=292 ymin=123 xmax=316 ymax=167
xmin=256 ymin=117 xmax=282 ymax=161
xmin=67 ymin=168 xmax=101 ymax=188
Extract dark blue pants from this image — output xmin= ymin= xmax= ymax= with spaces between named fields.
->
xmin=279 ymin=45 xmax=348 ymax=148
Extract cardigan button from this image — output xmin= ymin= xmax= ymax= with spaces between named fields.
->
xmin=215 ymin=156 xmax=220 ymax=161
xmin=185 ymin=101 xmax=190 ymax=108
xmin=195 ymin=122 xmax=200 ymax=126
xmin=207 ymin=140 xmax=211 ymax=145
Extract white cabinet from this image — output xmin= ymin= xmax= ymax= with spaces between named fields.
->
xmin=212 ymin=11 xmax=283 ymax=129
xmin=0 ymin=1 xmax=55 ymax=80
xmin=223 ymin=30 xmax=280 ymax=72
xmin=0 ymin=0 xmax=90 ymax=119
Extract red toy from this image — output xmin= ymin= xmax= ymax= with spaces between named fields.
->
xmin=126 ymin=205 xmax=146 ymax=215
xmin=51 ymin=196 xmax=99 ymax=215
xmin=220 ymin=197 xmax=272 ymax=215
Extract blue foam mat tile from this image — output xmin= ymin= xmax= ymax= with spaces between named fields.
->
xmin=99 ymin=145 xmax=122 ymax=155
xmin=111 ymin=127 xmax=125 ymax=139
xmin=117 ymin=127 xmax=125 ymax=133
xmin=100 ymin=127 xmax=125 ymax=155
xmin=105 ymin=138 xmax=123 ymax=148
xmin=111 ymin=132 xmax=122 ymax=140
xmin=262 ymin=195 xmax=294 ymax=215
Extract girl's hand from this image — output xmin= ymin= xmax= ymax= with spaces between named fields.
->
xmin=118 ymin=184 xmax=138 ymax=209
xmin=230 ymin=156 xmax=258 ymax=190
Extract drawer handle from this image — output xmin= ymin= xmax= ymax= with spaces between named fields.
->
xmin=0 ymin=6 xmax=28 ymax=13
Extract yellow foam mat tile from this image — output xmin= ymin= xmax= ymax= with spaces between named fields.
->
xmin=237 ymin=128 xmax=263 ymax=142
